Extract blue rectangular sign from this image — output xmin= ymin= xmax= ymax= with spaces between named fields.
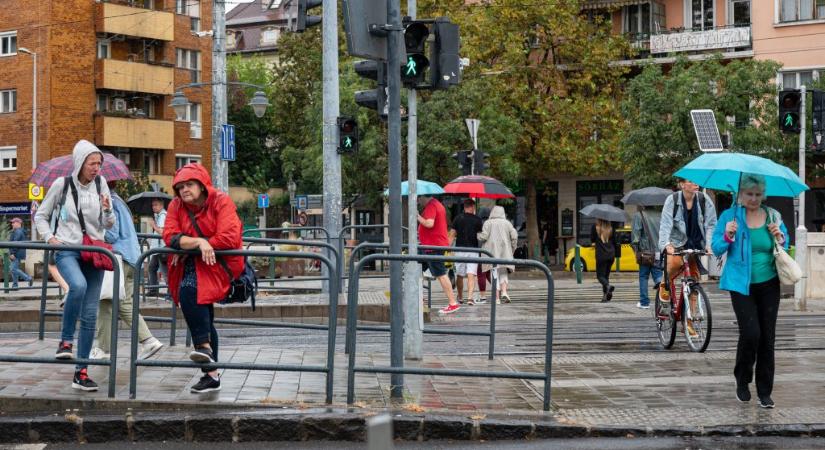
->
xmin=221 ymin=124 xmax=236 ymax=161
xmin=257 ymin=194 xmax=270 ymax=208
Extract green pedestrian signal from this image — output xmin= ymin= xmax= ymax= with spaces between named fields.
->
xmin=779 ymin=89 xmax=801 ymax=134
xmin=344 ymin=136 xmax=353 ymax=148
xmin=337 ymin=117 xmax=358 ymax=154
xmin=784 ymin=113 xmax=794 ymax=127
xmin=401 ymin=21 xmax=430 ymax=88
xmin=406 ymin=56 xmax=417 ymax=76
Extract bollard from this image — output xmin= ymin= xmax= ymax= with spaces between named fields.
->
xmin=367 ymin=414 xmax=393 ymax=450
xmin=574 ymin=245 xmax=583 ymax=284
xmin=268 ymin=245 xmax=276 ymax=287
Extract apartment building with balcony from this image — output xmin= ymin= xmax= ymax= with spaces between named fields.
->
xmin=0 ymin=0 xmax=212 ymax=217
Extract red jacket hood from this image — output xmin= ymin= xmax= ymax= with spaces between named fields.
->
xmin=172 ymin=163 xmax=215 ymax=201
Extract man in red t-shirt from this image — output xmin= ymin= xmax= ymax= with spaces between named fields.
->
xmin=417 ymin=195 xmax=459 ymax=314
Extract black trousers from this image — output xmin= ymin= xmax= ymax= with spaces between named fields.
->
xmin=179 ymin=286 xmax=219 ymax=373
xmin=729 ymin=277 xmax=780 ymax=398
xmin=595 ymin=259 xmax=612 ymax=293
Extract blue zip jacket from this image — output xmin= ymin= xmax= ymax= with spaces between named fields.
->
xmin=711 ymin=205 xmax=788 ymax=296
xmin=104 ymin=193 xmax=141 ymax=268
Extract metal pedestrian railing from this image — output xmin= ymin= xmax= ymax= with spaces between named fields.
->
xmin=243 ymin=226 xmax=330 ymax=241
xmin=346 ymin=253 xmax=556 ymax=411
xmin=242 ymin=237 xmax=338 ymax=289
xmin=336 ymin=225 xmax=408 ymax=296
xmin=128 ymin=247 xmax=339 ymax=403
xmin=344 ymin=243 xmax=500 ymax=360
xmin=0 ymin=241 xmax=122 ymax=398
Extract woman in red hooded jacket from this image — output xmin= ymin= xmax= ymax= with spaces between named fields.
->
xmin=163 ymin=163 xmax=243 ymax=394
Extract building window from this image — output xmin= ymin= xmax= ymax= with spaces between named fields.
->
xmin=689 ymin=0 xmax=714 ymax=30
xmin=1 ymin=89 xmax=16 ymax=113
xmin=781 ymin=69 xmax=821 ymax=89
xmin=176 ymin=48 xmax=201 ymax=82
xmin=176 ymin=154 xmax=201 ymax=169
xmin=781 ymin=0 xmax=825 ymax=21
xmin=623 ymin=3 xmax=665 ymax=38
xmin=0 ymin=31 xmax=17 ymax=56
xmin=261 ymin=27 xmax=279 ymax=44
xmin=226 ymin=31 xmax=237 ymax=49
xmin=176 ymin=0 xmax=200 ymax=16
xmin=97 ymin=39 xmax=111 ymax=59
xmin=96 ymin=94 xmax=109 ymax=112
xmin=191 ymin=17 xmax=200 ymax=32
xmin=730 ymin=0 xmax=751 ymax=26
xmin=144 ymin=149 xmax=161 ymax=175
xmin=0 ymin=146 xmax=17 ymax=171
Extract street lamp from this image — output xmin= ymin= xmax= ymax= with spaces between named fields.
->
xmin=287 ymin=176 xmax=297 ymax=224
xmin=170 ymin=83 xmax=270 ymax=121
xmin=17 ymin=48 xmax=37 ymax=169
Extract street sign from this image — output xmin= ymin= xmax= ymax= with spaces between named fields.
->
xmin=465 ymin=118 xmax=479 ymax=150
xmin=257 ymin=193 xmax=270 ymax=209
xmin=220 ymin=124 xmax=236 ymax=161
xmin=28 ymin=183 xmax=44 ymax=201
xmin=296 ymin=195 xmax=308 ymax=210
xmin=690 ymin=110 xmax=724 ymax=152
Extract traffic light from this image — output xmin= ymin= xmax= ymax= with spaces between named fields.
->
xmin=779 ymin=89 xmax=801 ymax=134
xmin=452 ymin=150 xmax=471 ymax=175
xmin=429 ymin=18 xmax=461 ymax=90
xmin=472 ymin=150 xmax=489 ymax=175
xmin=354 ymin=60 xmax=387 ymax=117
xmin=288 ymin=0 xmax=322 ymax=33
xmin=401 ymin=21 xmax=430 ymax=88
xmin=814 ymin=90 xmax=825 ymax=152
xmin=337 ymin=117 xmax=358 ymax=154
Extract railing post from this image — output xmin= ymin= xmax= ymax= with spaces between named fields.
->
xmin=38 ymin=250 xmax=50 ymax=340
xmin=2 ymin=252 xmax=9 ymax=294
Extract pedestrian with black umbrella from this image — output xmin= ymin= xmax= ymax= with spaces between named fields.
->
xmin=580 ymin=204 xmax=626 ymax=303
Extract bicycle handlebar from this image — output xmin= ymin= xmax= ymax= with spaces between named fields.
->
xmin=671 ymin=249 xmax=709 ymax=256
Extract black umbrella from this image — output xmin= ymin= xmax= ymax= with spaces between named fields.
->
xmin=127 ymin=191 xmax=173 ymax=216
xmin=621 ymin=187 xmax=674 ymax=206
xmin=579 ymin=204 xmax=627 ymax=223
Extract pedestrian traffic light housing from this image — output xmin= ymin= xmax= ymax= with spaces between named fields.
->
xmin=472 ymin=150 xmax=489 ymax=175
xmin=337 ymin=117 xmax=358 ymax=154
xmin=354 ymin=60 xmax=388 ymax=118
xmin=779 ymin=89 xmax=801 ymax=134
xmin=288 ymin=0 xmax=322 ymax=33
xmin=430 ymin=18 xmax=461 ymax=90
xmin=814 ymin=90 xmax=825 ymax=152
xmin=452 ymin=150 xmax=471 ymax=175
xmin=401 ymin=21 xmax=430 ymax=88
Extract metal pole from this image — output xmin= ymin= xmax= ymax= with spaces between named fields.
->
xmin=321 ymin=0 xmax=341 ymax=294
xmin=211 ymin=0 xmax=228 ymax=192
xmin=386 ymin=0 xmax=404 ymax=399
xmin=31 ymin=51 xmax=37 ymax=170
xmin=795 ymin=85 xmax=808 ymax=311
xmin=402 ymin=0 xmax=422 ymax=361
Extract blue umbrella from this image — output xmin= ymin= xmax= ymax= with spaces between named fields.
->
xmin=383 ymin=180 xmax=444 ymax=196
xmin=674 ymin=152 xmax=808 ymax=197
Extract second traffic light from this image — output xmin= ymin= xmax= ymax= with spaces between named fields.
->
xmin=779 ymin=89 xmax=801 ymax=134
xmin=402 ymin=21 xmax=430 ymax=88
xmin=354 ymin=60 xmax=387 ymax=117
xmin=473 ymin=150 xmax=489 ymax=175
xmin=288 ymin=0 xmax=322 ymax=33
xmin=452 ymin=151 xmax=471 ymax=175
xmin=338 ymin=117 xmax=358 ymax=154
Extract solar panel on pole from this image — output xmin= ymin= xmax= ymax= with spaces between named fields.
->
xmin=690 ymin=109 xmax=724 ymax=152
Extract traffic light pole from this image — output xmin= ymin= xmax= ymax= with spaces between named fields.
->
xmin=212 ymin=0 xmax=228 ymax=192
xmin=322 ymin=0 xmax=342 ymax=294
xmin=386 ymin=0 xmax=405 ymax=399
xmin=795 ymin=85 xmax=808 ymax=311
xmin=403 ymin=0 xmax=423 ymax=362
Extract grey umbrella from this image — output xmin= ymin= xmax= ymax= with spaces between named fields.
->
xmin=620 ymin=187 xmax=674 ymax=206
xmin=579 ymin=204 xmax=627 ymax=223
xmin=126 ymin=191 xmax=173 ymax=216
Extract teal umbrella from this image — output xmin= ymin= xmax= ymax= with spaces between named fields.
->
xmin=383 ymin=180 xmax=444 ymax=196
xmin=674 ymin=152 xmax=808 ymax=197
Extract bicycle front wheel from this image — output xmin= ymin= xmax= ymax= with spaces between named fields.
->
xmin=654 ymin=286 xmax=676 ymax=349
xmin=683 ymin=284 xmax=712 ymax=352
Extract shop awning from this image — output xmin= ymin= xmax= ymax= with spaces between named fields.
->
xmin=581 ymin=0 xmax=649 ymax=10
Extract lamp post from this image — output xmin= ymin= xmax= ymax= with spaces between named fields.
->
xmin=287 ymin=176 xmax=297 ymax=224
xmin=19 ymin=47 xmax=37 ymax=241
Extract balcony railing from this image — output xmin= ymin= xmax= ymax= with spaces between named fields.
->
xmin=96 ymin=59 xmax=175 ymax=96
xmin=650 ymin=25 xmax=751 ymax=55
xmin=96 ymin=2 xmax=174 ymax=41
xmin=95 ymin=114 xmax=174 ymax=150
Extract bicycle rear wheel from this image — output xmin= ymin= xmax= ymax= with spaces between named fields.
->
xmin=654 ymin=287 xmax=676 ymax=349
xmin=683 ymin=284 xmax=712 ymax=352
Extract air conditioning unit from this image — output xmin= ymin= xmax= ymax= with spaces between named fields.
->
xmin=113 ymin=98 xmax=128 ymax=112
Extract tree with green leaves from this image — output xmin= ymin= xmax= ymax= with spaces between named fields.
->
xmin=620 ymin=56 xmax=801 ymax=189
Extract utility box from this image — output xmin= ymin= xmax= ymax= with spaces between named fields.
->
xmin=806 ymin=232 xmax=825 ymax=299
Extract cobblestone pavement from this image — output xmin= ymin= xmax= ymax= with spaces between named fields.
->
xmin=1 ymin=273 xmax=824 ymax=430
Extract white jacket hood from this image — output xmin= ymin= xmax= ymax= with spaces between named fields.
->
xmin=489 ymin=206 xmax=506 ymax=220
xmin=72 ymin=139 xmax=104 ymax=182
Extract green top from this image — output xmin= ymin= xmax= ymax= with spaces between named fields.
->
xmin=750 ymin=224 xmax=777 ymax=284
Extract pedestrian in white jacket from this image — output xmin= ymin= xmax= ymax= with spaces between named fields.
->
xmin=477 ymin=206 xmax=517 ymax=303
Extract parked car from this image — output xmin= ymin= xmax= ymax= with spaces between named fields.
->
xmin=564 ymin=227 xmax=639 ymax=272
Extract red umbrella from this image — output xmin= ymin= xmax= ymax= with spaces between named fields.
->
xmin=443 ymin=175 xmax=515 ymax=199
xmin=29 ymin=152 xmax=133 ymax=188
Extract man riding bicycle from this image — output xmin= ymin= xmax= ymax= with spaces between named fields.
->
xmin=658 ymin=179 xmax=717 ymax=336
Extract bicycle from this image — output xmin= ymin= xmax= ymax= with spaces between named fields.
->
xmin=654 ymin=248 xmax=712 ymax=352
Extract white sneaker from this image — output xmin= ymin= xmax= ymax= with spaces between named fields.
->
xmin=89 ymin=347 xmax=110 ymax=360
xmin=636 ymin=302 xmax=651 ymax=310
xmin=139 ymin=337 xmax=164 ymax=359
xmin=423 ymin=269 xmax=434 ymax=280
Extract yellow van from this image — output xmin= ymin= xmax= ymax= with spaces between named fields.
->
xmin=564 ymin=227 xmax=640 ymax=272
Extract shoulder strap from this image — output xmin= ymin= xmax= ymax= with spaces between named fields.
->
xmin=671 ymin=192 xmax=679 ymax=220
xmin=67 ymin=178 xmax=88 ymax=234
xmin=51 ymin=176 xmax=72 ymax=236
xmin=672 ymin=191 xmax=706 ymax=219
xmin=185 ymin=207 xmax=235 ymax=282
xmin=639 ymin=210 xmax=652 ymax=241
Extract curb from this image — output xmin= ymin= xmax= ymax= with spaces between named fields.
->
xmin=1 ymin=409 xmax=823 ymax=443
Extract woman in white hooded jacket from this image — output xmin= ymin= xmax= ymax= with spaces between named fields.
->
xmin=477 ymin=206 xmax=517 ymax=303
xmin=34 ymin=140 xmax=116 ymax=392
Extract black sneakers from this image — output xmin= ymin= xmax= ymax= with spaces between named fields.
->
xmin=72 ymin=368 xmax=98 ymax=392
xmin=759 ymin=396 xmax=775 ymax=409
xmin=190 ymin=374 xmax=221 ymax=393
xmin=56 ymin=341 xmax=73 ymax=359
xmin=736 ymin=384 xmax=751 ymax=402
xmin=189 ymin=347 xmax=215 ymax=363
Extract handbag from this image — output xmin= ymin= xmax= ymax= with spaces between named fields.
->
xmin=635 ymin=211 xmax=656 ymax=266
xmin=100 ymin=254 xmax=126 ymax=300
xmin=766 ymin=207 xmax=802 ymax=286
xmin=185 ymin=208 xmax=257 ymax=310
xmin=69 ymin=178 xmax=114 ymax=271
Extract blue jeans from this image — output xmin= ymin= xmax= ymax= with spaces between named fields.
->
xmin=55 ymin=250 xmax=104 ymax=370
xmin=179 ymin=286 xmax=218 ymax=373
xmin=10 ymin=258 xmax=32 ymax=287
xmin=638 ymin=263 xmax=663 ymax=307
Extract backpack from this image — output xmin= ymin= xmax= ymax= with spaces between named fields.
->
xmin=50 ymin=175 xmax=102 ymax=236
xmin=671 ymin=191 xmax=706 ymax=220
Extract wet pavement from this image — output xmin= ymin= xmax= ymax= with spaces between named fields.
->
xmin=1 ymin=271 xmax=824 ymax=430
